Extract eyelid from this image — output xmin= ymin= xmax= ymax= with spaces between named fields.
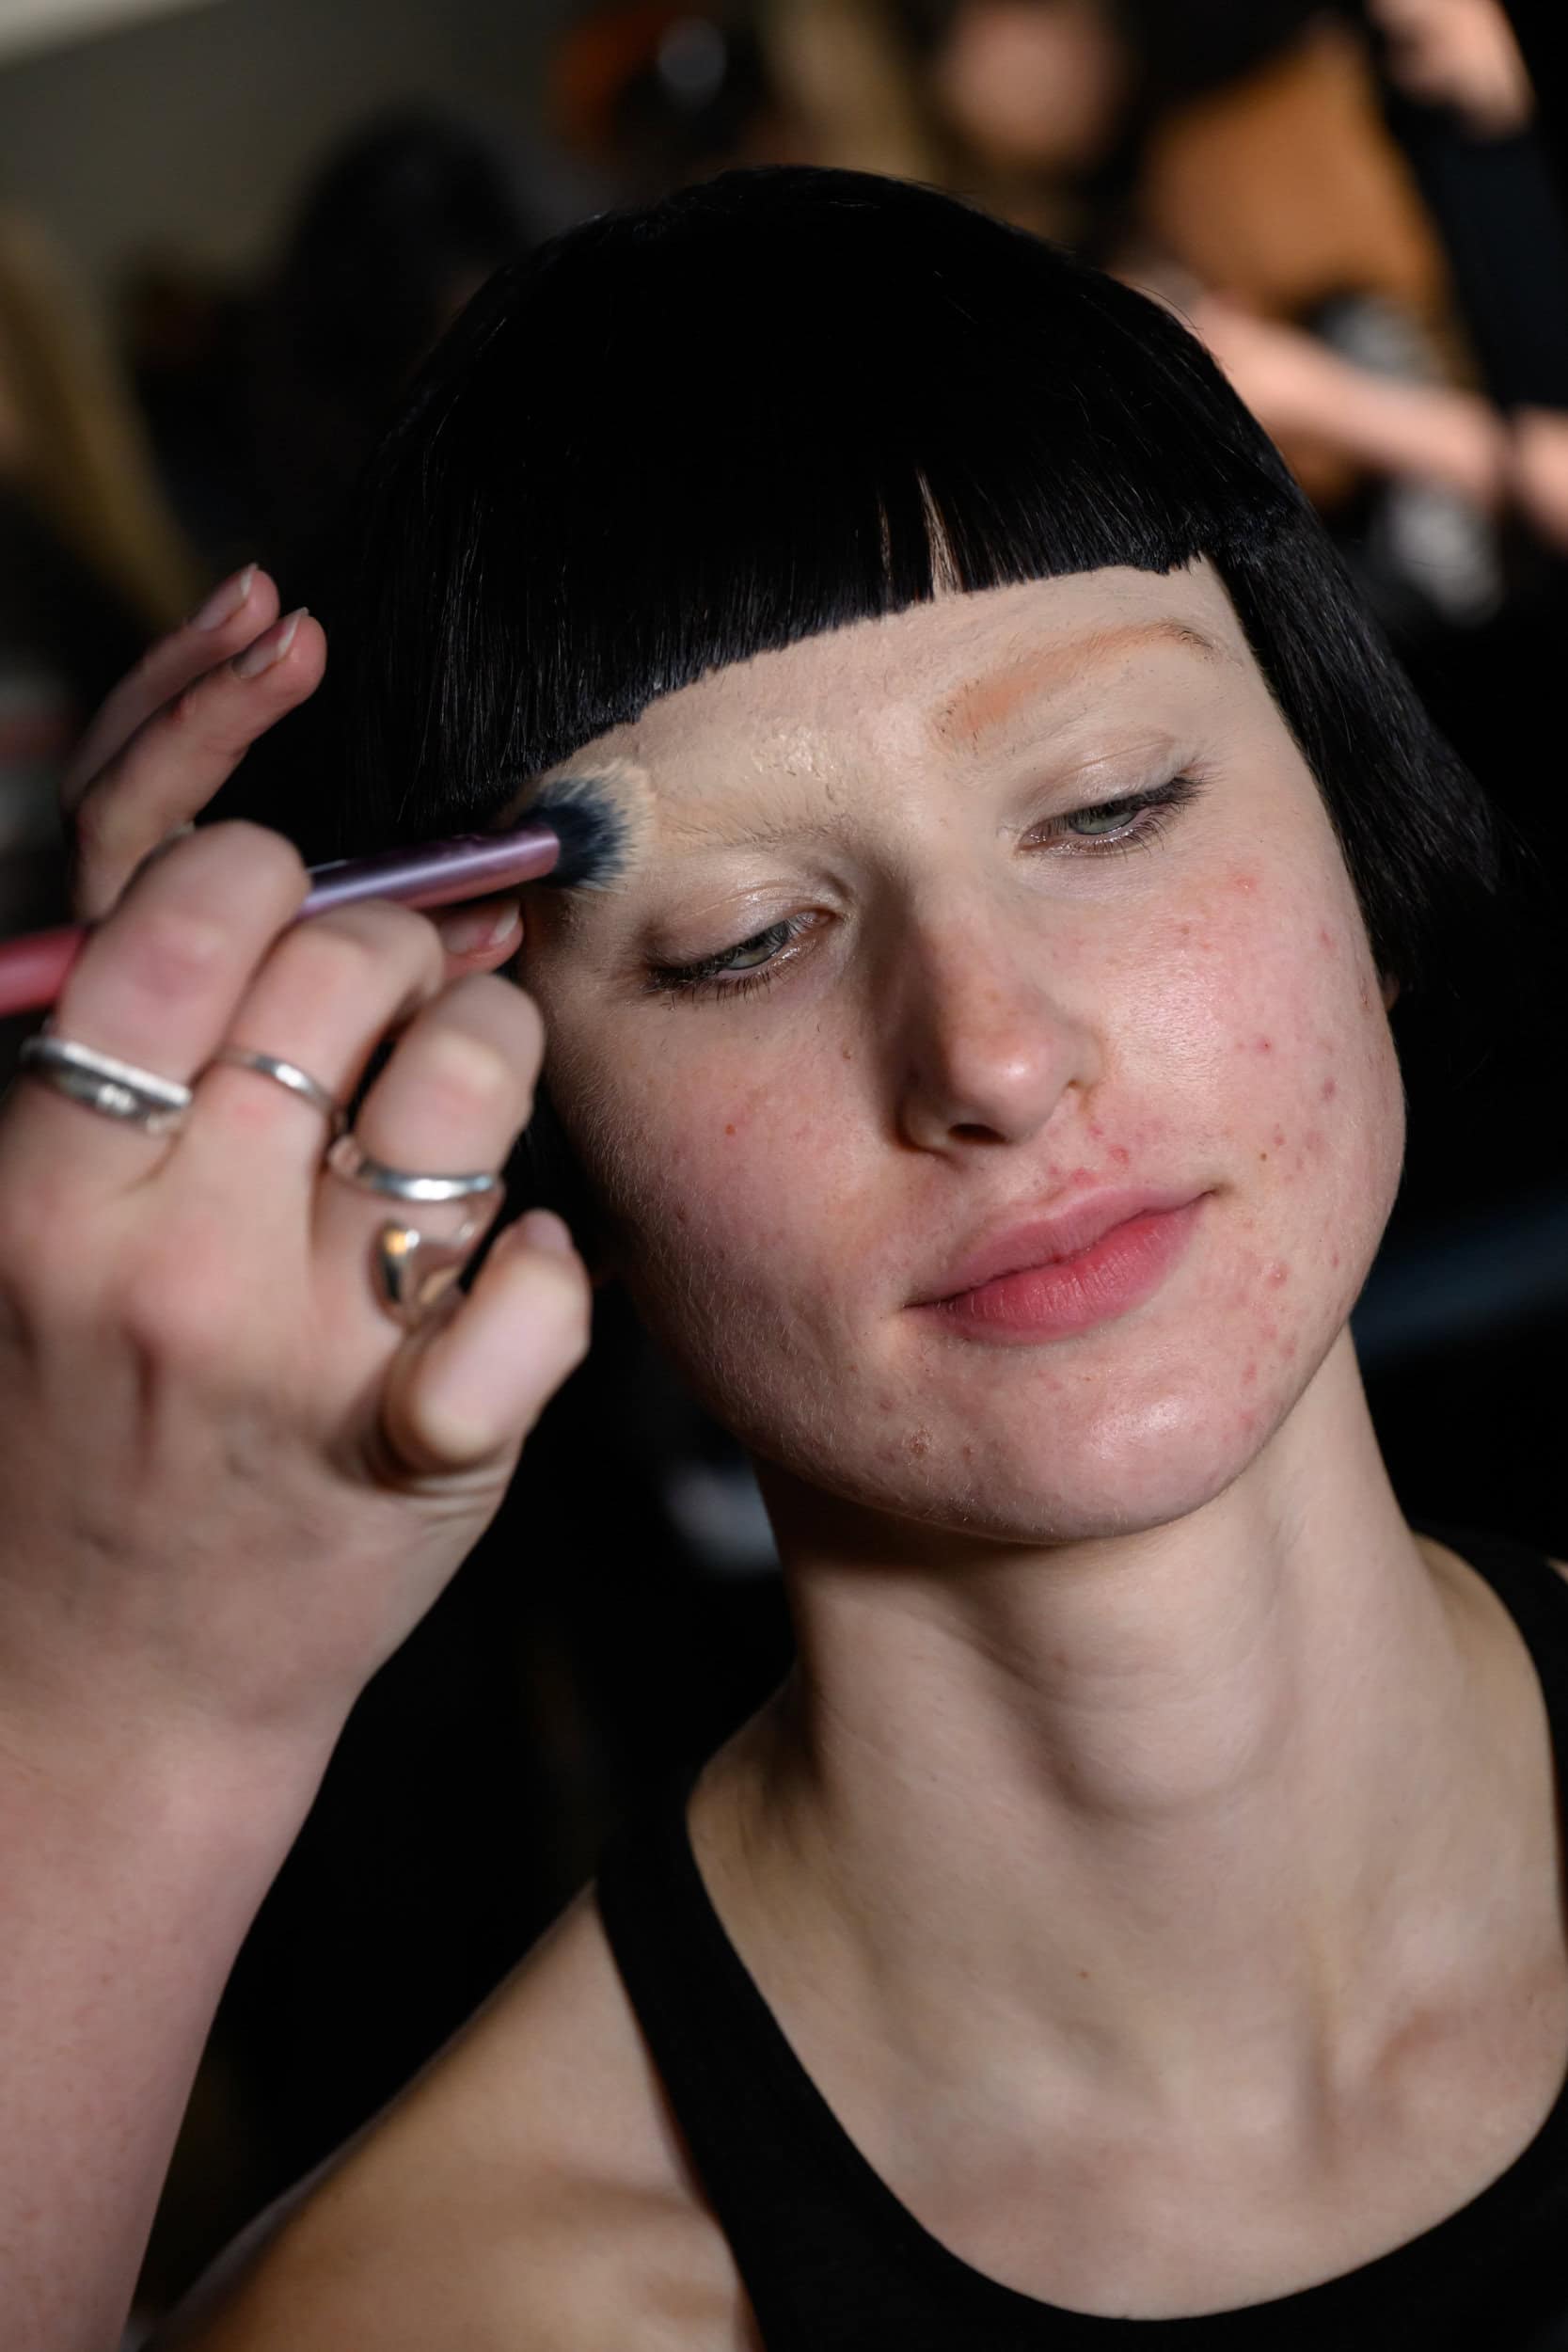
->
xmin=645 ymin=910 xmax=821 ymax=995
xmin=643 ymin=771 xmax=1203 ymax=1004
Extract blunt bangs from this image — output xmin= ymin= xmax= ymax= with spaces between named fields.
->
xmin=270 ymin=165 xmax=1517 ymax=1008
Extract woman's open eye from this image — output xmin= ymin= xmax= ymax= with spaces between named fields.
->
xmin=646 ymin=914 xmax=816 ymax=1001
xmin=1040 ymin=772 xmax=1203 ymax=854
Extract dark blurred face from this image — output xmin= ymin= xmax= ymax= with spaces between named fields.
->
xmin=516 ymin=561 xmax=1405 ymax=1549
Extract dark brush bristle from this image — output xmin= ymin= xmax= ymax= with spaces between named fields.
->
xmin=527 ymin=771 xmax=637 ymax=891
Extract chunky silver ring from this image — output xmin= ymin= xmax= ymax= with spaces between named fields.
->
xmin=371 ymin=1219 xmax=496 ymax=1329
xmin=17 ymin=1032 xmax=193 ymax=1136
xmin=205 ymin=1045 xmax=348 ymax=1140
xmin=324 ymin=1133 xmax=505 ymax=1332
xmin=324 ymin=1131 xmax=502 ymax=1205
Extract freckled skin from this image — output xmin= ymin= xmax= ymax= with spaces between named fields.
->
xmin=521 ymin=562 xmax=1404 ymax=1549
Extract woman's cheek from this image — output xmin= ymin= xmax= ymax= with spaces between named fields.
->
xmin=1154 ymin=865 xmax=1405 ymax=1354
xmin=594 ymin=1039 xmax=852 ymax=1317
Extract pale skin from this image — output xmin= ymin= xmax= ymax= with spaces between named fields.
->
xmin=152 ymin=557 xmax=1568 ymax=2342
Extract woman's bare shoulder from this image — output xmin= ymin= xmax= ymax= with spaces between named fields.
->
xmin=156 ymin=1883 xmax=758 ymax=2351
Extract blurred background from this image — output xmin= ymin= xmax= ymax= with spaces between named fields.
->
xmin=0 ymin=0 xmax=1560 ymax=2334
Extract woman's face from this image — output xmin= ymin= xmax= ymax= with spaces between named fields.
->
xmin=516 ymin=561 xmax=1405 ymax=1549
xmin=932 ymin=0 xmax=1131 ymax=178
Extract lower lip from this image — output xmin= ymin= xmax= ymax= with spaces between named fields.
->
xmin=919 ymin=1198 xmax=1207 ymax=1344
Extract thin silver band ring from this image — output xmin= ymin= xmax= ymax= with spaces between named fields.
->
xmin=18 ymin=1032 xmax=193 ymax=1135
xmin=207 ymin=1045 xmax=349 ymax=1140
xmin=325 ymin=1131 xmax=502 ymax=1206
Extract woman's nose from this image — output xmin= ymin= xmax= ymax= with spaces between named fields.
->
xmin=889 ymin=917 xmax=1100 ymax=1153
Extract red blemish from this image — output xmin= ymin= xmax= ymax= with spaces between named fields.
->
xmin=1330 ymin=1250 xmax=1341 ymax=1269
xmin=1088 ymin=1121 xmax=1103 ymax=1140
xmin=909 ymin=1432 xmax=930 ymax=1458
xmin=1321 ymin=1078 xmax=1338 ymax=1102
xmin=1242 ymin=1359 xmax=1259 ymax=1386
xmin=1272 ymin=1128 xmax=1285 ymax=1149
xmin=1266 ymin=1263 xmax=1288 ymax=1288
xmin=1110 ymin=1143 xmax=1130 ymax=1167
xmin=1318 ymin=927 xmax=1334 ymax=950
xmin=1232 ymin=872 xmax=1259 ymax=894
xmin=1255 ymin=1037 xmax=1274 ymax=1054
xmin=723 ymin=1122 xmax=736 ymax=1137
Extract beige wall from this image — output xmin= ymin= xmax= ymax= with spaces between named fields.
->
xmin=0 ymin=0 xmax=578 ymax=294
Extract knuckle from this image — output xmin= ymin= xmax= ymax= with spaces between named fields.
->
xmin=420 ymin=1027 xmax=518 ymax=1120
xmin=113 ymin=1223 xmax=252 ymax=1375
xmin=126 ymin=900 xmax=232 ymax=993
xmin=206 ymin=818 xmax=309 ymax=896
xmin=279 ymin=914 xmax=389 ymax=1001
xmin=68 ymin=785 xmax=118 ymax=869
xmin=0 ymin=1202 xmax=86 ymax=1319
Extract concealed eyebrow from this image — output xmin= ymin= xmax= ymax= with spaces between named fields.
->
xmin=639 ymin=618 xmax=1232 ymax=863
xmin=929 ymin=619 xmax=1232 ymax=753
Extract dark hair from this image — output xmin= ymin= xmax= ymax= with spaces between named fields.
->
xmin=304 ymin=165 xmax=1511 ymax=1021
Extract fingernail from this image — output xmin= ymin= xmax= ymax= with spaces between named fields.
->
xmin=437 ymin=900 xmax=522 ymax=955
xmin=189 ymin=563 xmax=256 ymax=629
xmin=231 ymin=607 xmax=307 ymax=680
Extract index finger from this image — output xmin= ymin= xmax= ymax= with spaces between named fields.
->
xmin=59 ymin=564 xmax=281 ymax=818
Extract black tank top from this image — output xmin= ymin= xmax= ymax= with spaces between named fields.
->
xmin=595 ymin=1524 xmax=1568 ymax=2348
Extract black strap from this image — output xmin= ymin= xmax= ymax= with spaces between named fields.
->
xmin=595 ymin=1523 xmax=1568 ymax=2349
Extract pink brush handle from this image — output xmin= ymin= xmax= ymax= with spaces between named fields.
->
xmin=0 ymin=823 xmax=561 ymax=1020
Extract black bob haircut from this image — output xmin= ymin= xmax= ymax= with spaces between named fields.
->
xmin=279 ymin=164 xmax=1516 ymax=1015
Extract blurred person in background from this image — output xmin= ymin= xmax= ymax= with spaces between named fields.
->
xmin=798 ymin=1 xmax=1568 ymax=644
xmin=0 ymin=208 xmax=202 ymax=944
xmin=547 ymin=4 xmax=815 ymax=204
xmin=245 ymin=107 xmax=541 ymax=599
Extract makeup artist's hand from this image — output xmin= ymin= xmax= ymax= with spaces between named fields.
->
xmin=58 ymin=563 xmax=527 ymax=973
xmin=0 ymin=569 xmax=594 ymax=1762
xmin=0 ymin=580 xmax=592 ymax=2352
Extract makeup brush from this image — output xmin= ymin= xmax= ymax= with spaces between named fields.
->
xmin=0 ymin=763 xmax=650 ymax=1018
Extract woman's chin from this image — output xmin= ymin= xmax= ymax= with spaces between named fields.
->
xmin=782 ymin=1396 xmax=1282 ymax=1555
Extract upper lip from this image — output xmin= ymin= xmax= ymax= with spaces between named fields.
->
xmin=911 ymin=1185 xmax=1206 ymax=1305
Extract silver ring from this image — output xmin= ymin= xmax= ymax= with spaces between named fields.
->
xmin=205 ymin=1046 xmax=348 ymax=1140
xmin=17 ymin=1032 xmax=193 ymax=1136
xmin=325 ymin=1131 xmax=502 ymax=1205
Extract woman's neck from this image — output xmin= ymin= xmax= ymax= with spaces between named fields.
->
xmin=693 ymin=1336 xmax=1559 ymax=2143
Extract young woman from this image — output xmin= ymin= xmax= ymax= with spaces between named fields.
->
xmin=2 ymin=167 xmax=1563 ymax=2349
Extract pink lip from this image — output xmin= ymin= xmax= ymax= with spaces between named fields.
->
xmin=912 ymin=1188 xmax=1209 ymax=1344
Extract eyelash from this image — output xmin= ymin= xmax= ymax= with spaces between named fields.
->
xmin=644 ymin=773 xmax=1203 ymax=1005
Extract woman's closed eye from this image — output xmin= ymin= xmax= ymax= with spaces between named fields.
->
xmin=644 ymin=773 xmax=1203 ymax=1004
xmin=646 ymin=912 xmax=820 ymax=1002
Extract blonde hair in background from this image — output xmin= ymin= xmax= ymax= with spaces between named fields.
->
xmin=0 ymin=208 xmax=203 ymax=633
xmin=761 ymin=0 xmax=942 ymax=183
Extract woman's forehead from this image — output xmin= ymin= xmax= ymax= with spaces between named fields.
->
xmin=566 ymin=559 xmax=1249 ymax=785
